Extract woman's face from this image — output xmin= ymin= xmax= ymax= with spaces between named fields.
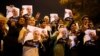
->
xmin=35 ymin=12 xmax=40 ymax=19
xmin=41 ymin=22 xmax=46 ymax=28
xmin=71 ymin=23 xmax=77 ymax=31
xmin=28 ymin=17 xmax=36 ymax=26
xmin=59 ymin=19 xmax=64 ymax=24
xmin=44 ymin=18 xmax=49 ymax=23
xmin=18 ymin=18 xmax=25 ymax=25
xmin=82 ymin=17 xmax=89 ymax=24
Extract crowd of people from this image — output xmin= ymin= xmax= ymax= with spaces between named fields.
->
xmin=0 ymin=6 xmax=100 ymax=56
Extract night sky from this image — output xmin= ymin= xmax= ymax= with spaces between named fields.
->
xmin=0 ymin=0 xmax=100 ymax=25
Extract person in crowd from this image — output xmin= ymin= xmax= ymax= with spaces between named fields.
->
xmin=18 ymin=17 xmax=38 ymax=56
xmin=50 ymin=17 xmax=60 ymax=34
xmin=51 ymin=27 xmax=70 ymax=56
xmin=77 ymin=15 xmax=90 ymax=45
xmin=68 ymin=22 xmax=79 ymax=56
xmin=51 ymin=21 xmax=58 ymax=34
xmin=18 ymin=17 xmax=49 ymax=56
xmin=23 ymin=30 xmax=42 ymax=56
xmin=0 ymin=14 xmax=8 ymax=56
xmin=39 ymin=20 xmax=51 ymax=56
xmin=88 ymin=20 xmax=95 ymax=29
xmin=43 ymin=16 xmax=50 ymax=24
xmin=35 ymin=12 xmax=42 ymax=26
xmin=80 ymin=15 xmax=90 ymax=31
xmin=18 ymin=17 xmax=36 ymax=44
xmin=57 ymin=18 xmax=66 ymax=30
xmin=19 ymin=8 xmax=24 ymax=17
xmin=77 ymin=15 xmax=94 ymax=56
xmin=16 ymin=17 xmax=26 ymax=31
xmin=83 ymin=30 xmax=99 ymax=56
xmin=80 ymin=16 xmax=100 ymax=56
xmin=39 ymin=21 xmax=49 ymax=40
xmin=43 ymin=16 xmax=51 ymax=38
xmin=3 ymin=13 xmax=20 ymax=56
xmin=4 ymin=17 xmax=26 ymax=56
xmin=75 ymin=15 xmax=89 ymax=56
xmin=16 ymin=17 xmax=26 ymax=56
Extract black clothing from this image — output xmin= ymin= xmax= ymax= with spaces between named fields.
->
xmin=24 ymin=40 xmax=40 ymax=48
xmin=3 ymin=22 xmax=23 ymax=56
xmin=77 ymin=32 xmax=85 ymax=56
xmin=83 ymin=39 xmax=100 ymax=56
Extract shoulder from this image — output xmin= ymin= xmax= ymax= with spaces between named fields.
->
xmin=20 ymin=27 xmax=27 ymax=32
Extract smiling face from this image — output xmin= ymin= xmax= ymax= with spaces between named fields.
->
xmin=27 ymin=17 xmax=36 ymax=26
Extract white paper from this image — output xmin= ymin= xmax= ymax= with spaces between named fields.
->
xmin=24 ymin=25 xmax=37 ymax=43
xmin=6 ymin=6 xmax=14 ymax=19
xmin=84 ymin=29 xmax=96 ymax=43
xmin=84 ymin=35 xmax=91 ymax=43
xmin=64 ymin=9 xmax=73 ymax=19
xmin=85 ymin=29 xmax=96 ymax=35
xmin=27 ymin=25 xmax=37 ymax=32
xmin=57 ymin=28 xmax=68 ymax=40
xmin=22 ymin=5 xmax=33 ymax=15
xmin=6 ymin=5 xmax=20 ymax=19
xmin=50 ymin=13 xmax=58 ymax=22
xmin=69 ymin=36 xmax=76 ymax=48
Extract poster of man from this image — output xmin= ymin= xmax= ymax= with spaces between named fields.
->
xmin=6 ymin=5 xmax=20 ymax=19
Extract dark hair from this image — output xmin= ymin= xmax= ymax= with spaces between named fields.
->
xmin=67 ymin=21 xmax=75 ymax=30
xmin=81 ymin=15 xmax=89 ymax=20
xmin=39 ymin=20 xmax=45 ymax=24
xmin=65 ymin=17 xmax=73 ymax=21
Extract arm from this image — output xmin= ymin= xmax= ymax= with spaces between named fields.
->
xmin=18 ymin=27 xmax=27 ymax=43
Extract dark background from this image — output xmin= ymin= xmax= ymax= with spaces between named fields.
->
xmin=0 ymin=0 xmax=100 ymax=26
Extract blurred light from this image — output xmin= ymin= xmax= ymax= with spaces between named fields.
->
xmin=59 ymin=0 xmax=69 ymax=5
